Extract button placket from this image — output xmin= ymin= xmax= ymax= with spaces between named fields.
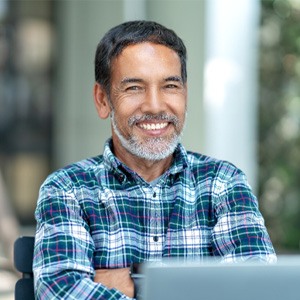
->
xmin=152 ymin=187 xmax=161 ymax=243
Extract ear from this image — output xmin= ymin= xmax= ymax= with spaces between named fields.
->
xmin=93 ymin=82 xmax=112 ymax=119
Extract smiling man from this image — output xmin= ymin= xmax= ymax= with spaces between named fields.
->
xmin=33 ymin=21 xmax=276 ymax=300
xmin=94 ymin=41 xmax=187 ymax=181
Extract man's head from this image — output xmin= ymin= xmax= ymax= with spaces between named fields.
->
xmin=95 ymin=20 xmax=187 ymax=95
xmin=93 ymin=21 xmax=188 ymax=163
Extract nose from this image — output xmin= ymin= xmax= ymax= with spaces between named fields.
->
xmin=140 ymin=87 xmax=166 ymax=115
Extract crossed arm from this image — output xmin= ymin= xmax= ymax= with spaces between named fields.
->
xmin=33 ymin=167 xmax=276 ymax=299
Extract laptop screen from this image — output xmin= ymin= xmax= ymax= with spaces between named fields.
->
xmin=142 ymin=257 xmax=300 ymax=300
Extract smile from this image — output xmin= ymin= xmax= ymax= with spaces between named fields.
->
xmin=137 ymin=122 xmax=168 ymax=130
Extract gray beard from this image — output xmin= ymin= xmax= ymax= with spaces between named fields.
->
xmin=111 ymin=111 xmax=184 ymax=161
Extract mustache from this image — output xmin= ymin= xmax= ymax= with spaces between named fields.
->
xmin=128 ymin=113 xmax=179 ymax=126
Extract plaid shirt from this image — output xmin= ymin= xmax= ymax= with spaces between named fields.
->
xmin=33 ymin=139 xmax=276 ymax=299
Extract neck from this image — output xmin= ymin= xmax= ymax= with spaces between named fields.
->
xmin=112 ymin=139 xmax=174 ymax=182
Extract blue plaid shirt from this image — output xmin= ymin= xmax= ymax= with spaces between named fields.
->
xmin=33 ymin=139 xmax=276 ymax=299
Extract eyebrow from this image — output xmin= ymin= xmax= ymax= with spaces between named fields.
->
xmin=164 ymin=76 xmax=183 ymax=83
xmin=120 ymin=76 xmax=183 ymax=85
xmin=120 ymin=77 xmax=143 ymax=85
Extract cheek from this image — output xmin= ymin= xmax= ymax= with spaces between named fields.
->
xmin=112 ymin=104 xmax=137 ymax=130
xmin=172 ymin=101 xmax=187 ymax=117
xmin=114 ymin=99 xmax=141 ymax=121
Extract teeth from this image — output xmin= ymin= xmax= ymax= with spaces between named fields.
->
xmin=139 ymin=123 xmax=168 ymax=130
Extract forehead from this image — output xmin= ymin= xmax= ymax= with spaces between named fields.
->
xmin=111 ymin=42 xmax=182 ymax=79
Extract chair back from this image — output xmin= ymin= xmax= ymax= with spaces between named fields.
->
xmin=14 ymin=236 xmax=35 ymax=300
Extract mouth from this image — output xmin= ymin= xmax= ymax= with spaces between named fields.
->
xmin=137 ymin=122 xmax=169 ymax=131
xmin=128 ymin=113 xmax=179 ymax=137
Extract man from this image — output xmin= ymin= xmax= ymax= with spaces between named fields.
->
xmin=33 ymin=20 xmax=276 ymax=299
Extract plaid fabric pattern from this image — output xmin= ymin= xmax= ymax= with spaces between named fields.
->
xmin=33 ymin=138 xmax=276 ymax=299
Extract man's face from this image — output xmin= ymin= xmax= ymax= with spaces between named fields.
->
xmin=109 ymin=42 xmax=187 ymax=161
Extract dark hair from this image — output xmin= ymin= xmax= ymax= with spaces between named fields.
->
xmin=94 ymin=20 xmax=187 ymax=94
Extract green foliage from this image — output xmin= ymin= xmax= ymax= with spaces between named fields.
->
xmin=259 ymin=0 xmax=300 ymax=253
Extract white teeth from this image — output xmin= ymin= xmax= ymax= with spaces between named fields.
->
xmin=139 ymin=123 xmax=168 ymax=130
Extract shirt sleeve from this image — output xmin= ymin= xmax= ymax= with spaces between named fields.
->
xmin=210 ymin=163 xmax=276 ymax=263
xmin=33 ymin=173 xmax=133 ymax=300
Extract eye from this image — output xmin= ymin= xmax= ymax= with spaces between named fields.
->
xmin=126 ymin=85 xmax=142 ymax=91
xmin=164 ymin=83 xmax=182 ymax=90
xmin=165 ymin=84 xmax=178 ymax=89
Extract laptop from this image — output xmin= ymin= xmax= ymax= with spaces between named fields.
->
xmin=142 ymin=257 xmax=300 ymax=300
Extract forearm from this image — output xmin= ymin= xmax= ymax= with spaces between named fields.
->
xmin=35 ymin=268 xmax=130 ymax=300
xmin=212 ymin=211 xmax=276 ymax=262
xmin=33 ymin=230 xmax=134 ymax=299
xmin=211 ymin=170 xmax=276 ymax=262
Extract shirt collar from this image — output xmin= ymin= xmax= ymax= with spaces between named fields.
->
xmin=103 ymin=137 xmax=189 ymax=179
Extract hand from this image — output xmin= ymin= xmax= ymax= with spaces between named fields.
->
xmin=94 ymin=268 xmax=134 ymax=298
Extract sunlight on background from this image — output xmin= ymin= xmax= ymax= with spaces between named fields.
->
xmin=203 ymin=0 xmax=259 ymax=190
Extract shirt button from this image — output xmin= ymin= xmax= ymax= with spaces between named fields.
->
xmin=153 ymin=236 xmax=159 ymax=242
xmin=153 ymin=192 xmax=156 ymax=198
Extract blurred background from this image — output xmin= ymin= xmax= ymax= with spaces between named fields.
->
xmin=0 ymin=0 xmax=299 ymax=298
